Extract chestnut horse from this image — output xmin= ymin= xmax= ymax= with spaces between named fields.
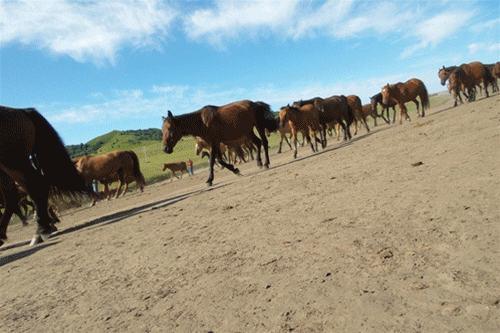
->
xmin=162 ymin=162 xmax=189 ymax=181
xmin=381 ymin=78 xmax=430 ymax=124
xmin=293 ymin=95 xmax=353 ymax=147
xmin=370 ymin=92 xmax=396 ymax=125
xmin=439 ymin=62 xmax=495 ymax=99
xmin=347 ymin=94 xmax=370 ymax=135
xmin=279 ymin=104 xmax=322 ymax=159
xmin=75 ymin=150 xmax=146 ymax=206
xmin=162 ymin=100 xmax=278 ymax=186
xmin=0 ymin=106 xmax=90 ymax=246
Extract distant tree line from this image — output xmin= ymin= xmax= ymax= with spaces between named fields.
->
xmin=66 ymin=128 xmax=162 ymax=159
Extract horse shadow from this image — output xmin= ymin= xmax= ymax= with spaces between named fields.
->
xmin=266 ymin=125 xmax=393 ymax=170
xmin=0 ymin=184 xmax=231 ymax=260
xmin=0 ymin=241 xmax=59 ymax=267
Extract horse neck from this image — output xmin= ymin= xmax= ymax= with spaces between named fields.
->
xmin=177 ymin=111 xmax=210 ymax=140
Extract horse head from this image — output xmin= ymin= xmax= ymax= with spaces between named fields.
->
xmin=278 ymin=105 xmax=291 ymax=128
xmin=381 ymin=84 xmax=391 ymax=106
xmin=162 ymin=111 xmax=183 ymax=154
xmin=438 ymin=67 xmax=448 ymax=86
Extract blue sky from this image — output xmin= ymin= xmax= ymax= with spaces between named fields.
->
xmin=1 ymin=0 xmax=499 ymax=145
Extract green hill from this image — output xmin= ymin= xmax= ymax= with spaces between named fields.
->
xmin=66 ymin=128 xmax=162 ymax=159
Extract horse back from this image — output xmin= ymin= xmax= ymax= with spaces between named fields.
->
xmin=164 ymin=162 xmax=187 ymax=171
xmin=0 ymin=106 xmax=36 ymax=158
xmin=203 ymin=100 xmax=257 ymax=142
xmin=76 ymin=151 xmax=125 ymax=181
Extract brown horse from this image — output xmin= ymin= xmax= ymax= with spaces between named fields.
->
xmin=0 ymin=106 xmax=90 ymax=246
xmin=484 ymin=63 xmax=499 ymax=92
xmin=439 ymin=62 xmax=494 ymax=98
xmin=162 ymin=162 xmax=189 ymax=181
xmin=293 ymin=95 xmax=353 ymax=147
xmin=381 ymin=78 xmax=430 ymax=124
xmin=279 ymin=104 xmax=322 ymax=159
xmin=75 ymin=150 xmax=146 ymax=205
xmin=370 ymin=92 xmax=396 ymax=125
xmin=347 ymin=95 xmax=370 ymax=135
xmin=162 ymin=100 xmax=278 ymax=186
xmin=447 ymin=67 xmax=477 ymax=106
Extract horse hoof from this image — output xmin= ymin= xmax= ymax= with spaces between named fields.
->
xmin=206 ymin=181 xmax=213 ymax=187
xmin=234 ymin=168 xmax=241 ymax=175
xmin=30 ymin=234 xmax=45 ymax=246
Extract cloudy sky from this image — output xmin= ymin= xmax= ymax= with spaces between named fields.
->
xmin=1 ymin=0 xmax=498 ymax=145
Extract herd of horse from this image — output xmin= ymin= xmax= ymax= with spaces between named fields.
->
xmin=0 ymin=60 xmax=498 ymax=247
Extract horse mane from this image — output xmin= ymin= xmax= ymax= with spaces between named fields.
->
xmin=440 ymin=65 xmax=457 ymax=74
xmin=370 ymin=92 xmax=382 ymax=101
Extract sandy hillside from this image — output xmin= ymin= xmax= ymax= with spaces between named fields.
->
xmin=1 ymin=93 xmax=499 ymax=333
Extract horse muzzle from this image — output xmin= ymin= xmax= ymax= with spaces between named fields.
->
xmin=163 ymin=145 xmax=173 ymax=154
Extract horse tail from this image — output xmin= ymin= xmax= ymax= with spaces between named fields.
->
xmin=256 ymin=101 xmax=279 ymax=133
xmin=127 ymin=150 xmax=146 ymax=188
xmin=22 ymin=108 xmax=90 ymax=194
xmin=419 ymin=80 xmax=430 ymax=110
xmin=341 ymin=95 xmax=354 ymax=126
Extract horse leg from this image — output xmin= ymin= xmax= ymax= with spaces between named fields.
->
xmin=2 ymin=160 xmax=56 ymax=242
xmin=213 ymin=146 xmax=240 ymax=177
xmin=114 ymin=170 xmax=124 ymax=198
xmin=249 ymin=130 xmax=266 ymax=168
xmin=413 ymin=99 xmax=421 ymax=117
xmin=120 ymin=182 xmax=129 ymax=197
xmin=206 ymin=151 xmax=216 ymax=186
xmin=306 ymin=131 xmax=315 ymax=153
xmin=335 ymin=123 xmax=340 ymax=141
xmin=292 ymin=131 xmax=298 ymax=159
xmin=363 ymin=117 xmax=370 ymax=133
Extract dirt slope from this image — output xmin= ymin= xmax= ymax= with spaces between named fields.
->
xmin=1 ymin=93 xmax=499 ymax=332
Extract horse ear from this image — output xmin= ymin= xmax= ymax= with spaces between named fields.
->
xmin=167 ymin=110 xmax=173 ymax=118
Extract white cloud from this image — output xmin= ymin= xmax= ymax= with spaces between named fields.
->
xmin=401 ymin=10 xmax=474 ymax=58
xmin=470 ymin=18 xmax=500 ymax=33
xmin=489 ymin=44 xmax=500 ymax=52
xmin=0 ymin=0 xmax=177 ymax=65
xmin=184 ymin=0 xmax=299 ymax=48
xmin=468 ymin=43 xmax=484 ymax=54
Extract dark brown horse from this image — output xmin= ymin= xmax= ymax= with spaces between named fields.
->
xmin=381 ymin=78 xmax=430 ymax=124
xmin=162 ymin=100 xmax=278 ymax=186
xmin=370 ymin=92 xmax=396 ymax=125
xmin=279 ymin=104 xmax=322 ymax=159
xmin=0 ymin=106 xmax=90 ymax=246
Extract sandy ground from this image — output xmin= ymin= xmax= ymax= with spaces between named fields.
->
xmin=1 ymin=93 xmax=499 ymax=333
